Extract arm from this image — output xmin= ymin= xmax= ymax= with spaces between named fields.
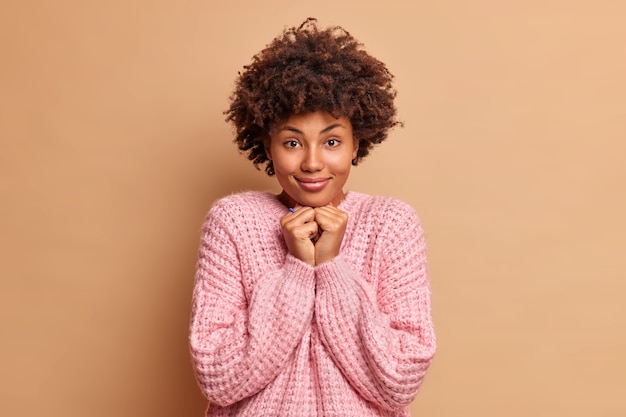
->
xmin=313 ymin=205 xmax=436 ymax=409
xmin=189 ymin=208 xmax=315 ymax=406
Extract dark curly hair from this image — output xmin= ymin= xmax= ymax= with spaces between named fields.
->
xmin=225 ymin=18 xmax=401 ymax=176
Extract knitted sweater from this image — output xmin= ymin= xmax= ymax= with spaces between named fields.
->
xmin=190 ymin=191 xmax=436 ymax=417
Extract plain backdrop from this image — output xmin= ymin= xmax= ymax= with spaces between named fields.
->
xmin=1 ymin=1 xmax=625 ymax=416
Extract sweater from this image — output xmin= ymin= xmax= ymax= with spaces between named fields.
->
xmin=189 ymin=191 xmax=436 ymax=417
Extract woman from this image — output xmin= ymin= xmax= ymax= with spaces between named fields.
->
xmin=190 ymin=18 xmax=436 ymax=417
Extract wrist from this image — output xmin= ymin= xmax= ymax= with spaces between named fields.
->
xmin=315 ymin=253 xmax=338 ymax=266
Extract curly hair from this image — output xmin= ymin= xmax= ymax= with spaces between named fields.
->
xmin=225 ymin=18 xmax=401 ymax=176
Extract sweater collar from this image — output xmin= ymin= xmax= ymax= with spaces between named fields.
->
xmin=262 ymin=190 xmax=357 ymax=218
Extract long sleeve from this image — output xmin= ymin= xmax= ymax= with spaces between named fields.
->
xmin=189 ymin=206 xmax=316 ymax=407
xmin=313 ymin=201 xmax=436 ymax=410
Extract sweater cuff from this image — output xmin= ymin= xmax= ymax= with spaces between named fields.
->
xmin=314 ymin=255 xmax=353 ymax=286
xmin=284 ymin=253 xmax=316 ymax=285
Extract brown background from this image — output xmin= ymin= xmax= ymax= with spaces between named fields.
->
xmin=1 ymin=1 xmax=625 ymax=416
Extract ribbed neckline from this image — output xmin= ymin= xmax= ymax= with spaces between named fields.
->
xmin=260 ymin=190 xmax=358 ymax=219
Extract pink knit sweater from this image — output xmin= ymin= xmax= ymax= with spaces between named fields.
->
xmin=190 ymin=191 xmax=435 ymax=417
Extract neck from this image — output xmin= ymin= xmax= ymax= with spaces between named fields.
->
xmin=277 ymin=190 xmax=345 ymax=208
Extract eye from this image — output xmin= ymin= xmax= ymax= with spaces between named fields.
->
xmin=326 ymin=138 xmax=340 ymax=147
xmin=284 ymin=140 xmax=301 ymax=149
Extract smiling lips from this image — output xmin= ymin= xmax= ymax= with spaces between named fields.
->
xmin=296 ymin=177 xmax=330 ymax=191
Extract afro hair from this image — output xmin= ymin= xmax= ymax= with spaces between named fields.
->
xmin=225 ymin=18 xmax=401 ymax=175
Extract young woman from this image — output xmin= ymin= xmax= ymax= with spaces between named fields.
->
xmin=190 ymin=18 xmax=436 ymax=417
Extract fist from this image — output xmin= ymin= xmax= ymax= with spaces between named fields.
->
xmin=280 ymin=206 xmax=318 ymax=266
xmin=313 ymin=205 xmax=348 ymax=265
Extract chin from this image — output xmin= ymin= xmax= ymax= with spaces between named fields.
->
xmin=300 ymin=195 xmax=335 ymax=208
xmin=307 ymin=201 xmax=331 ymax=208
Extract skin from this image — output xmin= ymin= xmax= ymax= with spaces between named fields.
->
xmin=264 ymin=111 xmax=359 ymax=266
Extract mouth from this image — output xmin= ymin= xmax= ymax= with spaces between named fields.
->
xmin=295 ymin=177 xmax=330 ymax=192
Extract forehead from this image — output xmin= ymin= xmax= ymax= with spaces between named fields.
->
xmin=271 ymin=111 xmax=352 ymax=133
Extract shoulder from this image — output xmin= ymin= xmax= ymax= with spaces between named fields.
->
xmin=208 ymin=191 xmax=275 ymax=216
xmin=347 ymin=191 xmax=420 ymax=225
xmin=202 ymin=191 xmax=277 ymax=230
xmin=346 ymin=192 xmax=424 ymax=246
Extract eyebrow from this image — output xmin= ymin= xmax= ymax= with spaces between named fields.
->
xmin=281 ymin=123 xmax=345 ymax=135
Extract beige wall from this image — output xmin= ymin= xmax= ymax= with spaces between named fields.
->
xmin=1 ymin=1 xmax=625 ymax=416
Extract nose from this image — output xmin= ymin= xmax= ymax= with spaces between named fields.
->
xmin=301 ymin=148 xmax=324 ymax=172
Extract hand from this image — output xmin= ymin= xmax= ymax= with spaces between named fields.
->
xmin=313 ymin=205 xmax=348 ymax=265
xmin=280 ymin=206 xmax=318 ymax=266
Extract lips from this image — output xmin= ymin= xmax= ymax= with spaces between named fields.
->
xmin=296 ymin=177 xmax=330 ymax=191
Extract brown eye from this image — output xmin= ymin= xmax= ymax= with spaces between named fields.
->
xmin=326 ymin=138 xmax=339 ymax=147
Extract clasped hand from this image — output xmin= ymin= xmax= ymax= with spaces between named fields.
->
xmin=280 ymin=205 xmax=348 ymax=266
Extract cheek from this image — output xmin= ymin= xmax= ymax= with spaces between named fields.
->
xmin=271 ymin=152 xmax=298 ymax=174
xmin=327 ymin=153 xmax=354 ymax=173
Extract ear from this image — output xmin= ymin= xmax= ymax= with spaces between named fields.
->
xmin=351 ymin=137 xmax=359 ymax=159
xmin=263 ymin=136 xmax=272 ymax=160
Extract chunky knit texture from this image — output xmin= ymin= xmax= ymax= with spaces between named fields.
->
xmin=190 ymin=191 xmax=436 ymax=417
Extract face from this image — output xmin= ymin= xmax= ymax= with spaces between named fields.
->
xmin=265 ymin=111 xmax=359 ymax=208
